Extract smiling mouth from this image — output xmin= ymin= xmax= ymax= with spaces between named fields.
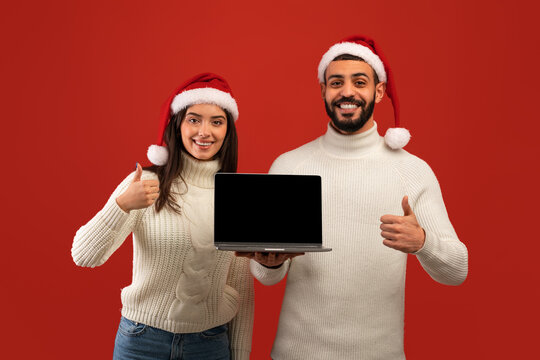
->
xmin=194 ymin=140 xmax=213 ymax=147
xmin=335 ymin=102 xmax=362 ymax=115
xmin=333 ymin=97 xmax=364 ymax=110
xmin=338 ymin=103 xmax=359 ymax=109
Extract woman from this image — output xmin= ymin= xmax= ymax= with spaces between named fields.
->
xmin=72 ymin=73 xmax=253 ymax=360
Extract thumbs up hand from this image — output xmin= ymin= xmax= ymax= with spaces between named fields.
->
xmin=379 ymin=196 xmax=425 ymax=253
xmin=116 ymin=163 xmax=160 ymax=212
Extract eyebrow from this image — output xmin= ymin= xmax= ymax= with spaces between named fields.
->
xmin=328 ymin=72 xmax=370 ymax=80
xmin=186 ymin=112 xmax=226 ymax=119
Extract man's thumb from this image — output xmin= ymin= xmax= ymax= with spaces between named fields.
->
xmin=133 ymin=162 xmax=142 ymax=182
xmin=402 ymin=195 xmax=413 ymax=216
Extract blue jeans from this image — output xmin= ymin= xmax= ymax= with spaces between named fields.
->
xmin=113 ymin=317 xmax=230 ymax=360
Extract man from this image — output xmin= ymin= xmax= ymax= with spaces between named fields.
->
xmin=242 ymin=35 xmax=468 ymax=359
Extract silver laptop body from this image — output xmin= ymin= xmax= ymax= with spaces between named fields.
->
xmin=214 ymin=173 xmax=331 ymax=253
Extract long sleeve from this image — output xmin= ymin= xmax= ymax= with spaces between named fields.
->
xmin=404 ymin=160 xmax=469 ymax=285
xmin=249 ymin=259 xmax=290 ymax=286
xmin=71 ymin=172 xmax=146 ymax=268
xmin=252 ymin=123 xmax=468 ymax=359
xmin=72 ymin=156 xmax=255 ymax=338
xmin=227 ymin=256 xmax=255 ymax=360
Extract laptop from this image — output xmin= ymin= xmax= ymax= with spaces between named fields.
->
xmin=214 ymin=173 xmax=331 ymax=253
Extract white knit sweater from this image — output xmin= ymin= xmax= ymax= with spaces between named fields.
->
xmin=72 ymin=153 xmax=254 ymax=360
xmin=250 ymin=122 xmax=468 ymax=360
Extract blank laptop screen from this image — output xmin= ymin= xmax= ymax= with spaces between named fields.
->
xmin=214 ymin=173 xmax=322 ymax=244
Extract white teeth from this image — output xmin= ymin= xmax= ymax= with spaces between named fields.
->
xmin=340 ymin=104 xmax=358 ymax=109
xmin=195 ymin=141 xmax=212 ymax=146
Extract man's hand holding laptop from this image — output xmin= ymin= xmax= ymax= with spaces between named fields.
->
xmin=235 ymin=252 xmax=304 ymax=268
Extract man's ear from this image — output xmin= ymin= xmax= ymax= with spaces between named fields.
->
xmin=320 ymin=83 xmax=326 ymax=99
xmin=375 ymin=82 xmax=386 ymax=103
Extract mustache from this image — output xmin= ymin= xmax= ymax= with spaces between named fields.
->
xmin=332 ymin=96 xmax=365 ymax=107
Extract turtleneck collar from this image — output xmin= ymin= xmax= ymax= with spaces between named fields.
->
xmin=319 ymin=121 xmax=384 ymax=159
xmin=179 ymin=151 xmax=221 ymax=189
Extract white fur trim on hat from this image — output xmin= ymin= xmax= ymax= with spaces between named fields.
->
xmin=384 ymin=128 xmax=410 ymax=149
xmin=171 ymin=87 xmax=239 ymax=121
xmin=318 ymin=42 xmax=387 ymax=84
xmin=147 ymin=145 xmax=169 ymax=166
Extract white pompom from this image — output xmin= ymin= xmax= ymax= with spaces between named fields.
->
xmin=147 ymin=145 xmax=169 ymax=165
xmin=384 ymin=128 xmax=411 ymax=149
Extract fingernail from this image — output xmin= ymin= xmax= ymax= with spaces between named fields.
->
xmin=135 ymin=162 xmax=138 ymax=171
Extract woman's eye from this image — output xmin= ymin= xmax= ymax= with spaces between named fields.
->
xmin=212 ymin=120 xmax=224 ymax=126
xmin=188 ymin=118 xmax=199 ymax=123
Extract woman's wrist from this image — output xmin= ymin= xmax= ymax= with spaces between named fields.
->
xmin=116 ymin=195 xmax=130 ymax=213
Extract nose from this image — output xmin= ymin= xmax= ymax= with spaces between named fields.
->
xmin=340 ymin=81 xmax=355 ymax=97
xmin=198 ymin=122 xmax=210 ymax=137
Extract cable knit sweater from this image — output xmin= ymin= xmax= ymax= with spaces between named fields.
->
xmin=250 ymin=122 xmax=468 ymax=360
xmin=72 ymin=153 xmax=254 ymax=360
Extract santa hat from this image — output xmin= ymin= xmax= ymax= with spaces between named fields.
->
xmin=318 ymin=35 xmax=410 ymax=149
xmin=147 ymin=73 xmax=239 ymax=165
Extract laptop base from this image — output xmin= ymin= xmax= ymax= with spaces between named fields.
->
xmin=215 ymin=244 xmax=332 ymax=253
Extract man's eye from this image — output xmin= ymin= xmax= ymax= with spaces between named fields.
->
xmin=331 ymin=81 xmax=342 ymax=86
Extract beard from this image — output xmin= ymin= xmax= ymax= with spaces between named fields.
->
xmin=324 ymin=94 xmax=376 ymax=133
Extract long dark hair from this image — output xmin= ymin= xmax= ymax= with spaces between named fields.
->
xmin=144 ymin=107 xmax=238 ymax=213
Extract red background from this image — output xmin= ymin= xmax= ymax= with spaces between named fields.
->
xmin=1 ymin=0 xmax=539 ymax=358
